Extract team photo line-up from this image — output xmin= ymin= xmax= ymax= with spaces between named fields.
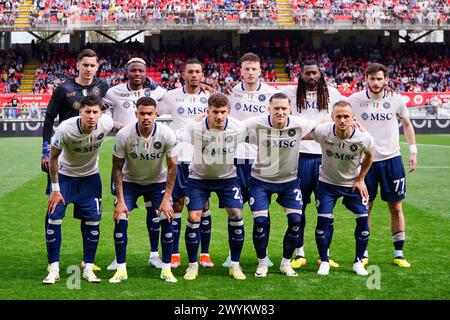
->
xmin=41 ymin=48 xmax=417 ymax=285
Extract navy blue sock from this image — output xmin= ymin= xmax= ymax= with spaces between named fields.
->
xmin=283 ymin=213 xmax=302 ymax=259
xmin=200 ymin=211 xmax=211 ymax=254
xmin=315 ymin=215 xmax=333 ymax=262
xmin=185 ymin=220 xmax=200 ymax=263
xmin=146 ymin=206 xmax=160 ymax=253
xmin=83 ymin=221 xmax=100 ymax=264
xmin=355 ymin=216 xmax=370 ymax=262
xmin=252 ymin=216 xmax=268 ymax=259
xmin=160 ymin=218 xmax=174 ymax=264
xmin=114 ymin=219 xmax=128 ymax=264
xmin=297 ymin=204 xmax=307 ymax=250
xmin=393 ymin=231 xmax=405 ymax=251
xmin=172 ymin=214 xmax=182 ymax=254
xmin=46 ymin=219 xmax=62 ymax=264
xmin=265 ymin=212 xmax=271 ymax=250
xmin=228 ymin=217 xmax=245 ymax=262
xmin=80 ymin=221 xmax=87 ymax=258
xmin=45 ymin=213 xmax=50 ymax=263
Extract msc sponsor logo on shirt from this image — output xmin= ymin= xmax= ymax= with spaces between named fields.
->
xmin=361 ymin=112 xmax=393 ymax=121
xmin=325 ymin=149 xmax=357 ymax=160
xmin=73 ymin=142 xmax=103 ymax=153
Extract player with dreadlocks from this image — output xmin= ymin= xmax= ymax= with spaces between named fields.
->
xmin=281 ymin=59 xmax=343 ymax=270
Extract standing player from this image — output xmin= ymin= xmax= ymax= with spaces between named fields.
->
xmin=43 ymin=96 xmax=117 ymax=284
xmin=280 ymin=60 xmax=342 ymax=269
xmin=41 ymin=49 xmax=109 ymax=271
xmin=222 ymin=52 xmax=279 ymax=268
xmin=109 ymin=97 xmax=178 ymax=283
xmin=311 ymin=101 xmax=374 ymax=276
xmin=348 ymin=63 xmax=417 ymax=267
xmin=103 ymin=57 xmax=167 ymax=270
xmin=178 ymin=93 xmax=247 ymax=281
xmin=245 ymin=92 xmax=317 ymax=278
xmin=157 ymin=59 xmax=214 ymax=269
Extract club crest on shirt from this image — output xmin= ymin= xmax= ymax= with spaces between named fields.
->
xmin=383 ymin=102 xmax=391 ymax=109
xmin=350 ymin=144 xmax=358 ymax=152
xmin=97 ymin=133 xmax=104 ymax=140
xmin=92 ymin=86 xmax=101 ymax=96
xmin=153 ymin=141 xmax=162 ymax=149
xmin=288 ymin=129 xmax=296 ymax=137
xmin=200 ymin=97 xmax=208 ymax=104
xmin=258 ymin=94 xmax=266 ymax=102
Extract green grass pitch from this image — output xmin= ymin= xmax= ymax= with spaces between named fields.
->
xmin=0 ymin=134 xmax=449 ymax=300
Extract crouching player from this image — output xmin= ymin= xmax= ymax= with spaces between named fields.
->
xmin=109 ymin=97 xmax=178 ymax=283
xmin=311 ymin=101 xmax=374 ymax=276
xmin=43 ymin=96 xmax=118 ymax=284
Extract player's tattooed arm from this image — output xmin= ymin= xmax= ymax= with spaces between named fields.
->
xmin=159 ymin=155 xmax=178 ymax=222
xmin=352 ymin=147 xmax=375 ymax=201
xmin=112 ymin=155 xmax=128 ymax=223
xmin=47 ymin=146 xmax=65 ymax=214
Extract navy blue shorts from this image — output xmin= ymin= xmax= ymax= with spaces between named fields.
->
xmin=297 ymin=153 xmax=321 ymax=205
xmin=123 ymin=181 xmax=166 ymax=212
xmin=185 ymin=178 xmax=243 ymax=211
xmin=49 ymin=173 xmax=102 ymax=221
xmin=172 ymin=162 xmax=190 ymax=200
xmin=316 ymin=181 xmax=369 ymax=215
xmin=248 ymin=177 xmax=303 ymax=212
xmin=365 ymin=156 xmax=406 ymax=202
xmin=234 ymin=158 xmax=253 ymax=204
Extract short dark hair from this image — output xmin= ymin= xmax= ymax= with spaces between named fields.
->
xmin=208 ymin=93 xmax=230 ymax=109
xmin=365 ymin=62 xmax=388 ymax=77
xmin=269 ymin=92 xmax=290 ymax=104
xmin=136 ymin=97 xmax=157 ymax=109
xmin=301 ymin=59 xmax=320 ymax=72
xmin=241 ymin=52 xmax=260 ymax=64
xmin=79 ymin=95 xmax=102 ymax=109
xmin=332 ymin=100 xmax=352 ymax=110
xmin=184 ymin=58 xmax=202 ymax=71
xmin=77 ymin=49 xmax=98 ymax=62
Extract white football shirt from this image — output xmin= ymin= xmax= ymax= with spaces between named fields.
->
xmin=177 ymin=116 xmax=246 ymax=180
xmin=229 ymin=82 xmax=279 ymax=160
xmin=280 ymin=85 xmax=343 ymax=154
xmin=113 ymin=121 xmax=177 ymax=185
xmin=51 ymin=114 xmax=114 ymax=177
xmin=246 ymin=115 xmax=316 ymax=183
xmin=158 ymin=87 xmax=210 ymax=162
xmin=103 ymin=83 xmax=166 ymax=125
xmin=348 ymin=90 xmax=407 ymax=162
xmin=312 ymin=122 xmax=374 ymax=187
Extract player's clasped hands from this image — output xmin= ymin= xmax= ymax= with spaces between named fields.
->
xmin=47 ymin=191 xmax=65 ymax=214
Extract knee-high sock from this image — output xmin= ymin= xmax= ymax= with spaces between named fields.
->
xmin=146 ymin=206 xmax=160 ymax=253
xmin=265 ymin=211 xmax=271 ymax=250
xmin=46 ymin=218 xmax=62 ymax=264
xmin=283 ymin=213 xmax=302 ymax=259
xmin=355 ymin=215 xmax=370 ymax=262
xmin=185 ymin=219 xmax=200 ymax=263
xmin=228 ymin=217 xmax=245 ymax=262
xmin=392 ymin=231 xmax=405 ymax=251
xmin=83 ymin=221 xmax=100 ymax=264
xmin=315 ymin=214 xmax=334 ymax=262
xmin=172 ymin=212 xmax=182 ymax=254
xmin=114 ymin=215 xmax=128 ymax=264
xmin=200 ymin=210 xmax=211 ymax=254
xmin=160 ymin=213 xmax=174 ymax=264
xmin=297 ymin=204 xmax=307 ymax=250
xmin=252 ymin=216 xmax=268 ymax=259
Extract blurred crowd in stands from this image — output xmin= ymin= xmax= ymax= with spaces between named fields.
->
xmin=25 ymin=0 xmax=450 ymax=27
